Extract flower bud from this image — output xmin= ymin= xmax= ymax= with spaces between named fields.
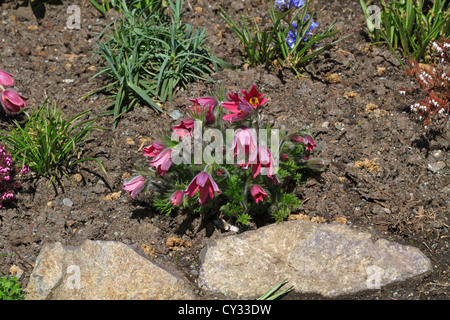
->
xmin=170 ymin=190 xmax=184 ymax=206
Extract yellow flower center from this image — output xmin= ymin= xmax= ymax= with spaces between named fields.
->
xmin=249 ymin=97 xmax=259 ymax=106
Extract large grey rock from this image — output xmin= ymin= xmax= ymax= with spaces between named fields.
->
xmin=25 ymin=240 xmax=195 ymax=300
xmin=199 ymin=220 xmax=432 ymax=298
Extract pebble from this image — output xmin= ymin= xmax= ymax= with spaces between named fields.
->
xmin=62 ymin=198 xmax=73 ymax=207
xmin=169 ymin=110 xmax=183 ymax=120
xmin=427 ymin=161 xmax=446 ymax=173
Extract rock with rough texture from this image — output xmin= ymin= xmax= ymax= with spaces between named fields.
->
xmin=25 ymin=240 xmax=195 ymax=300
xmin=199 ymin=220 xmax=432 ymax=298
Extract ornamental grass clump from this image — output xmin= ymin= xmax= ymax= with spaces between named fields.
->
xmin=0 ymin=101 xmax=106 ymax=185
xmin=89 ymin=0 xmax=231 ymax=130
xmin=360 ymin=0 xmax=450 ymax=65
xmin=123 ymin=84 xmax=325 ymax=225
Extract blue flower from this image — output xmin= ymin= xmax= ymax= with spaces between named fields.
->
xmin=274 ymin=0 xmax=305 ymax=10
xmin=285 ymin=15 xmax=319 ymax=50
xmin=285 ymin=23 xmax=298 ymax=50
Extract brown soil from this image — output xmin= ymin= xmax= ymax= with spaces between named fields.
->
xmin=0 ymin=0 xmax=448 ymax=300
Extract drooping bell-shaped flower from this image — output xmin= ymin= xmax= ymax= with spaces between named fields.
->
xmin=184 ymin=171 xmax=221 ymax=206
xmin=170 ymin=190 xmax=184 ymax=206
xmin=250 ymin=184 xmax=268 ymax=203
xmin=0 ymin=70 xmax=14 ymax=87
xmin=149 ymin=148 xmax=173 ymax=177
xmin=0 ymin=89 xmax=27 ymax=114
xmin=142 ymin=142 xmax=165 ymax=158
xmin=123 ymin=175 xmax=146 ymax=199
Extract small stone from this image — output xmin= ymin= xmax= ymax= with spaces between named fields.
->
xmin=321 ymin=121 xmax=329 ymax=128
xmin=431 ymin=150 xmax=443 ymax=159
xmin=62 ymin=198 xmax=73 ymax=207
xmin=169 ymin=110 xmax=183 ymax=120
xmin=427 ymin=161 xmax=446 ymax=173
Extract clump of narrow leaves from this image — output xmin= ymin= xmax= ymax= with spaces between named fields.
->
xmin=0 ymin=101 xmax=106 ymax=185
xmin=360 ymin=0 xmax=450 ymax=65
xmin=89 ymin=0 xmax=231 ymax=130
xmin=123 ymin=84 xmax=325 ymax=225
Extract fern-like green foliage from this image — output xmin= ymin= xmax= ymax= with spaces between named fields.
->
xmin=0 ymin=276 xmax=24 ymax=300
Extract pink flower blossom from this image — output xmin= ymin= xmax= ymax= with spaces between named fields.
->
xmin=250 ymin=184 xmax=268 ymax=203
xmin=291 ymin=135 xmax=304 ymax=143
xmin=0 ymin=70 xmax=14 ymax=87
xmin=304 ymin=134 xmax=317 ymax=153
xmin=188 ymin=96 xmax=217 ymax=125
xmin=184 ymin=171 xmax=221 ymax=206
xmin=222 ymin=100 xmax=254 ymax=122
xmin=241 ymin=84 xmax=268 ymax=107
xmin=143 ymin=142 xmax=165 ymax=158
xmin=246 ymin=146 xmax=276 ymax=178
xmin=123 ymin=175 xmax=146 ymax=199
xmin=232 ymin=126 xmax=257 ymax=157
xmin=1 ymin=89 xmax=27 ymax=114
xmin=170 ymin=190 xmax=184 ymax=206
xmin=173 ymin=118 xmax=196 ymax=138
xmin=149 ymin=148 xmax=172 ymax=177
xmin=20 ymin=165 xmax=30 ymax=175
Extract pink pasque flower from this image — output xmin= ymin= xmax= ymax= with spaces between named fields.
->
xmin=1 ymin=89 xmax=27 ymax=114
xmin=241 ymin=84 xmax=268 ymax=107
xmin=184 ymin=171 xmax=221 ymax=206
xmin=304 ymin=134 xmax=317 ymax=153
xmin=189 ymin=96 xmax=218 ymax=109
xmin=250 ymin=184 xmax=268 ymax=203
xmin=246 ymin=146 xmax=276 ymax=178
xmin=123 ymin=175 xmax=146 ymax=199
xmin=149 ymin=148 xmax=172 ymax=177
xmin=222 ymin=100 xmax=255 ymax=122
xmin=232 ymin=126 xmax=257 ymax=157
xmin=291 ymin=135 xmax=304 ymax=143
xmin=188 ymin=96 xmax=217 ymax=125
xmin=0 ymin=70 xmax=14 ymax=87
xmin=170 ymin=190 xmax=184 ymax=206
xmin=173 ymin=118 xmax=196 ymax=138
xmin=143 ymin=142 xmax=165 ymax=158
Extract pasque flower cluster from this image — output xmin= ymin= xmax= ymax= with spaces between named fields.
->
xmin=0 ymin=48 xmax=28 ymax=114
xmin=123 ymin=84 xmax=324 ymax=224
